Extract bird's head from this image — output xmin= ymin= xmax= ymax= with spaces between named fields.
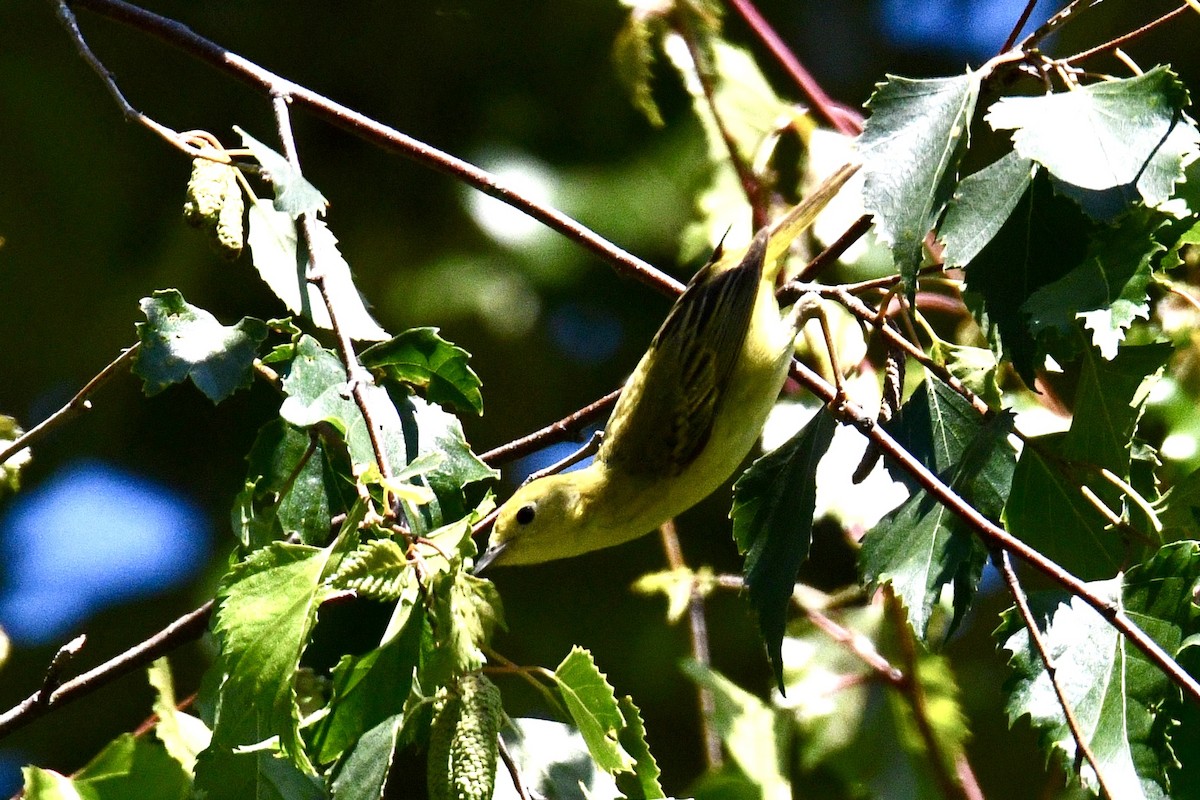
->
xmin=478 ymin=472 xmax=595 ymax=569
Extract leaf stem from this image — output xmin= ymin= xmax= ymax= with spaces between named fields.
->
xmin=1062 ymin=4 xmax=1191 ymax=65
xmin=0 ymin=343 xmax=139 ymax=467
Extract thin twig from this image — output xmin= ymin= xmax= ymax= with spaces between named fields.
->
xmin=268 ymin=93 xmax=397 ymax=498
xmin=992 ymin=548 xmax=1113 ymax=800
xmin=724 ymin=0 xmax=863 ymax=135
xmin=659 ymin=519 xmax=722 ymax=769
xmin=999 ymin=0 xmax=1041 ymax=54
xmin=480 ymin=389 xmax=621 ymax=466
xmin=0 ymin=344 xmax=139 ymax=466
xmin=0 ymin=601 xmax=213 ymax=741
xmin=497 ymin=735 xmax=532 ymax=800
xmin=787 ymin=357 xmax=1200 ymax=706
xmin=1064 ymin=4 xmax=1190 ymax=64
xmin=1019 ymin=0 xmax=1104 ymax=51
xmin=66 ymin=0 xmax=685 ymax=301
xmin=802 ymin=605 xmax=905 ymax=687
xmin=793 ymin=214 xmax=873 ymax=283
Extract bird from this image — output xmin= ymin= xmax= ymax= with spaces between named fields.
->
xmin=480 ymin=163 xmax=859 ymax=568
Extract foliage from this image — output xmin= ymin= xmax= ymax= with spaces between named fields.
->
xmin=8 ymin=2 xmax=1200 ymax=800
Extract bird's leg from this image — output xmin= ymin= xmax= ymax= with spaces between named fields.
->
xmin=788 ymin=292 xmax=852 ymax=414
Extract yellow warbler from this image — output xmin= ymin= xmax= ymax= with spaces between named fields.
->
xmin=481 ymin=163 xmax=859 ymax=567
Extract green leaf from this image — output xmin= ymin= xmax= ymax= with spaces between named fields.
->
xmin=986 ymin=67 xmax=1200 ymax=212
xmin=930 ymin=339 xmax=1002 ymax=409
xmin=861 ymin=71 xmax=982 ymax=291
xmin=731 ymin=406 xmax=836 ymax=691
xmin=997 ymin=541 xmax=1200 ymax=799
xmin=939 ymin=150 xmax=1035 ymax=268
xmin=1156 ymin=466 xmax=1200 ymax=542
xmin=680 ymin=659 xmax=790 ymax=799
xmin=1005 ymin=433 xmax=1126 ymax=581
xmin=1023 ymin=211 xmax=1164 ymax=360
xmin=235 ymin=418 xmax=352 ymax=550
xmin=134 ymin=289 xmax=267 ymax=402
xmin=279 ymin=335 xmax=404 ymax=472
xmin=148 ymin=658 xmax=211 ymax=775
xmin=615 ymin=696 xmax=666 ymax=799
xmin=235 ymin=127 xmax=328 ymax=218
xmin=553 ymin=647 xmax=636 ymax=774
xmin=359 ymin=327 xmax=484 ymax=416
xmin=310 ymin=609 xmax=422 ymax=765
xmin=196 ymin=506 xmax=363 ymax=792
xmin=962 ymin=171 xmax=1091 ymax=384
xmin=1062 ymin=343 xmax=1173 ymax=476
xmin=861 ymin=377 xmax=1014 ymax=641
xmin=23 ymin=734 xmax=190 ymax=800
xmin=245 ymin=198 xmax=388 ymax=342
xmin=329 ymin=712 xmax=407 ymax=800
xmin=329 ymin=538 xmax=412 ymax=601
xmin=612 ymin=5 xmax=665 ymax=127
xmin=0 ymin=414 xmax=30 ymax=498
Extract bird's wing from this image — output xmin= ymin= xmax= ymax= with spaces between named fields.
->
xmin=600 ymin=228 xmax=769 ymax=477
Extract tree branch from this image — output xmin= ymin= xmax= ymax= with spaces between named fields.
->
xmin=0 ymin=601 xmax=213 ymax=741
xmin=0 ymin=344 xmax=138 ymax=467
xmin=64 ymin=0 xmax=683 ymax=300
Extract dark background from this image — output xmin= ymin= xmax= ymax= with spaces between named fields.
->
xmin=1 ymin=0 xmax=1197 ymax=796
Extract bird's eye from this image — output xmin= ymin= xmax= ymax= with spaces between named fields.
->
xmin=515 ymin=504 xmax=536 ymax=525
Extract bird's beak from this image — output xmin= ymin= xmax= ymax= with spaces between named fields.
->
xmin=474 ymin=540 xmax=507 ymax=574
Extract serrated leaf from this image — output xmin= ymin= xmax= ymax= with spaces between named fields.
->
xmin=235 ymin=127 xmax=328 ymax=218
xmin=680 ymin=659 xmax=790 ymax=800
xmin=279 ymin=335 xmax=405 ymax=472
xmin=997 ymin=541 xmax=1200 ymax=799
xmin=246 ymin=199 xmax=388 ymax=341
xmin=24 ymin=734 xmax=190 ymax=800
xmin=329 ymin=538 xmax=411 ymax=601
xmin=731 ymin=406 xmax=835 ymax=691
xmin=197 ymin=506 xmax=363 ymax=790
xmin=939 ymin=150 xmax=1035 ymax=268
xmin=1023 ymin=211 xmax=1164 ymax=359
xmin=134 ymin=289 xmax=267 ymax=402
xmin=861 ymin=71 xmax=982 ymax=291
xmin=553 ymin=647 xmax=636 ymax=774
xmin=861 ymin=377 xmax=1014 ymax=641
xmin=930 ymin=339 xmax=1002 ymax=409
xmin=612 ymin=6 xmax=665 ymax=127
xmin=615 ymin=696 xmax=666 ymax=799
xmin=359 ymin=327 xmax=484 ymax=416
xmin=149 ymin=658 xmax=211 ymax=775
xmin=986 ymin=67 xmax=1200 ymax=212
xmin=962 ymin=170 xmax=1091 ymax=384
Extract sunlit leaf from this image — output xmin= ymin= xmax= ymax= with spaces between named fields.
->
xmin=148 ymin=658 xmax=211 ymax=775
xmin=986 ymin=67 xmax=1200 ymax=214
xmin=23 ymin=734 xmax=190 ymax=800
xmin=134 ymin=289 xmax=267 ymax=402
xmin=359 ymin=327 xmax=484 ymax=416
xmin=861 ymin=71 xmax=982 ymax=291
xmin=235 ymin=127 xmax=328 ymax=218
xmin=0 ymin=414 xmax=30 ymax=497
xmin=1023 ymin=211 xmax=1164 ymax=360
xmin=997 ymin=541 xmax=1200 ymax=799
xmin=615 ymin=696 xmax=666 ymax=800
xmin=680 ymin=659 xmax=790 ymax=800
xmin=553 ymin=647 xmax=636 ymax=774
